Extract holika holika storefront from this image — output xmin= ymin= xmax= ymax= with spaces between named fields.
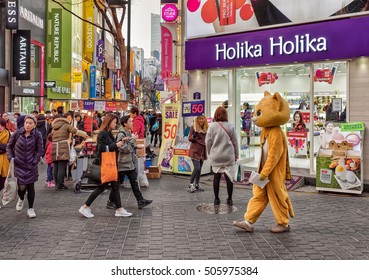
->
xmin=185 ymin=15 xmax=369 ymax=182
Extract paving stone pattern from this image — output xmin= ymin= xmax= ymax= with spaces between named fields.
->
xmin=1 ymin=164 xmax=369 ymax=260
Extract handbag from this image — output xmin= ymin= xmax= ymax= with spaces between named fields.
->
xmin=2 ymin=158 xmax=18 ymax=206
xmin=101 ymin=146 xmax=118 ymax=184
xmin=85 ymin=158 xmax=101 ymax=182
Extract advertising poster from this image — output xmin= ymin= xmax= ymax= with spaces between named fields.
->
xmin=83 ymin=100 xmax=94 ymax=110
xmin=158 ymin=103 xmax=180 ymax=172
xmin=182 ymin=100 xmax=205 ymax=117
xmin=94 ymin=101 xmax=105 ymax=111
xmin=287 ymin=109 xmax=309 ymax=156
xmin=316 ymin=122 xmax=364 ymax=194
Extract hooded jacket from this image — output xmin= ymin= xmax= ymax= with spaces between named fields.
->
xmin=51 ymin=118 xmax=88 ymax=162
xmin=6 ymin=127 xmax=43 ymax=184
xmin=16 ymin=115 xmax=26 ymax=130
xmin=36 ymin=114 xmax=48 ymax=139
xmin=132 ymin=115 xmax=145 ymax=139
xmin=188 ymin=118 xmax=207 ymax=161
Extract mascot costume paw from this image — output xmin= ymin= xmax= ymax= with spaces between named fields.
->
xmin=233 ymin=91 xmax=294 ymax=233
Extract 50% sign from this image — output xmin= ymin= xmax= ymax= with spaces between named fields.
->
xmin=182 ymin=100 xmax=205 ymax=117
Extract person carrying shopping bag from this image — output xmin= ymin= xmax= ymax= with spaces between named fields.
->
xmin=79 ymin=113 xmax=132 ymax=218
xmin=6 ymin=115 xmax=43 ymax=218
xmin=106 ymin=115 xmax=153 ymax=210
xmin=0 ymin=117 xmax=11 ymax=208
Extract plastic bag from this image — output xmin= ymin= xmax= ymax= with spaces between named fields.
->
xmin=2 ymin=159 xmax=18 ymax=206
xmin=138 ymin=174 xmax=149 ymax=187
xmin=69 ymin=147 xmax=77 ymax=165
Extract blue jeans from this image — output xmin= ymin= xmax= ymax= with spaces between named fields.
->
xmin=47 ymin=164 xmax=53 ymax=182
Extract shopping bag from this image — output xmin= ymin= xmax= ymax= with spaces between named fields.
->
xmin=101 ymin=148 xmax=118 ymax=184
xmin=2 ymin=158 xmax=18 ymax=206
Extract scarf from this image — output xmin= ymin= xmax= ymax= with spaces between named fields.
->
xmin=0 ymin=129 xmax=10 ymax=177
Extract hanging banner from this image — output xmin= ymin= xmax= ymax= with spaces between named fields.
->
xmin=161 ymin=25 xmax=173 ymax=78
xmin=13 ymin=30 xmax=31 ymax=80
xmin=6 ymin=0 xmax=19 ymax=30
xmin=105 ymin=101 xmax=116 ymax=112
xmin=83 ymin=0 xmax=94 ymax=62
xmin=164 ymin=75 xmax=181 ymax=92
xmin=83 ymin=100 xmax=94 ymax=110
xmin=51 ymin=9 xmax=62 ymax=68
xmin=96 ymin=39 xmax=104 ymax=63
xmin=182 ymin=100 xmax=205 ymax=117
xmin=94 ymin=101 xmax=105 ymax=111
xmin=90 ymin=65 xmax=96 ymax=98
xmin=158 ymin=103 xmax=180 ymax=172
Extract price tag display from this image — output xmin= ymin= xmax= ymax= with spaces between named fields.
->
xmin=182 ymin=100 xmax=205 ymax=117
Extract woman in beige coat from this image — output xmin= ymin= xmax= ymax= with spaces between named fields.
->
xmin=51 ymin=115 xmax=88 ymax=190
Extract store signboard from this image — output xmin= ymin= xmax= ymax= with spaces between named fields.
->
xmin=316 ymin=122 xmax=364 ymax=194
xmin=90 ymin=65 xmax=96 ymax=98
xmin=13 ymin=30 xmax=30 ymax=80
xmin=6 ymin=0 xmax=18 ymax=30
xmin=186 ymin=16 xmax=369 ymax=70
xmin=51 ymin=9 xmax=62 ymax=68
xmin=161 ymin=25 xmax=173 ymax=78
xmin=83 ymin=100 xmax=94 ymax=110
xmin=162 ymin=4 xmax=178 ymax=22
xmin=182 ymin=100 xmax=205 ymax=117
xmin=186 ymin=0 xmax=369 ymax=39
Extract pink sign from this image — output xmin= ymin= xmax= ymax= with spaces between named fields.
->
xmin=162 ymin=4 xmax=178 ymax=22
xmin=161 ymin=26 xmax=173 ymax=78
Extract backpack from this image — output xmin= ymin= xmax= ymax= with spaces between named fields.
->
xmin=151 ymin=121 xmax=159 ymax=132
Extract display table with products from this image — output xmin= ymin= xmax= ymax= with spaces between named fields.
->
xmin=172 ymin=140 xmax=211 ymax=175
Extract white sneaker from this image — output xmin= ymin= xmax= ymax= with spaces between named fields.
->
xmin=115 ymin=208 xmax=132 ymax=217
xmin=27 ymin=208 xmax=36 ymax=218
xmin=188 ymin=184 xmax=197 ymax=193
xmin=16 ymin=198 xmax=24 ymax=211
xmin=79 ymin=206 xmax=94 ymax=218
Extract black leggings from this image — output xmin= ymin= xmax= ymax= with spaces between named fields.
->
xmin=190 ymin=159 xmax=203 ymax=185
xmin=213 ymin=173 xmax=233 ymax=200
xmin=18 ymin=183 xmax=35 ymax=209
xmin=85 ymin=181 xmax=122 ymax=209
xmin=110 ymin=170 xmax=143 ymax=202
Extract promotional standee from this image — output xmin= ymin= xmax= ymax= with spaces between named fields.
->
xmin=316 ymin=122 xmax=364 ymax=194
xmin=172 ymin=100 xmax=211 ymax=175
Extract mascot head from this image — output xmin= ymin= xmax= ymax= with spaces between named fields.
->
xmin=252 ymin=91 xmax=290 ymax=128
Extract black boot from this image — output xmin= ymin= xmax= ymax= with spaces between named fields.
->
xmin=138 ymin=199 xmax=153 ymax=209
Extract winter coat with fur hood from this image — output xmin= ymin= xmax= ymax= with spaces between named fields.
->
xmin=188 ymin=124 xmax=207 ymax=161
xmin=51 ymin=118 xmax=88 ymax=162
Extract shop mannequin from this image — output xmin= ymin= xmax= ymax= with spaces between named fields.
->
xmin=320 ymin=122 xmax=334 ymax=148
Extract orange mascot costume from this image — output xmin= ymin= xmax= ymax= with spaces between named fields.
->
xmin=233 ymin=91 xmax=294 ymax=233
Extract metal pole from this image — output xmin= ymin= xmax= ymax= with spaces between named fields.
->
xmin=126 ymin=0 xmax=131 ymax=99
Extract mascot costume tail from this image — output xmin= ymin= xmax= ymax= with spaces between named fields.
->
xmin=233 ymin=91 xmax=294 ymax=233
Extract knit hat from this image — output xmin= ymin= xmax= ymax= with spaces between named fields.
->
xmin=25 ymin=114 xmax=37 ymax=125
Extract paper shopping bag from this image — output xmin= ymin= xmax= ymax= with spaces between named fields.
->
xmin=2 ymin=158 xmax=18 ymax=206
xmin=101 ymin=151 xmax=118 ymax=184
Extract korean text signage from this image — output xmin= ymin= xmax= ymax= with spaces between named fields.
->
xmin=162 ymin=4 xmax=178 ymax=22
xmin=51 ymin=9 xmax=62 ymax=68
xmin=6 ymin=0 xmax=18 ymax=29
xmin=13 ymin=30 xmax=30 ymax=80
xmin=182 ymin=100 xmax=205 ymax=117
xmin=185 ymin=16 xmax=369 ymax=70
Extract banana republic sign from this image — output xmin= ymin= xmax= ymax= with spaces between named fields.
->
xmin=13 ymin=30 xmax=31 ymax=80
xmin=6 ymin=0 xmax=18 ymax=29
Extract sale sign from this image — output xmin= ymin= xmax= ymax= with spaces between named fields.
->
xmin=158 ymin=103 xmax=180 ymax=172
xmin=182 ymin=100 xmax=205 ymax=117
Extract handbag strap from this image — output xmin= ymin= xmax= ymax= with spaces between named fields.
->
xmin=218 ymin=122 xmax=236 ymax=149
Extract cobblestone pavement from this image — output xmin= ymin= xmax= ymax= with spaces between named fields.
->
xmin=1 ymin=163 xmax=369 ymax=260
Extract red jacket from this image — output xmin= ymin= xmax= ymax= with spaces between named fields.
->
xmin=45 ymin=141 xmax=53 ymax=164
xmin=6 ymin=120 xmax=15 ymax=132
xmin=132 ymin=115 xmax=145 ymax=139
xmin=83 ymin=116 xmax=98 ymax=133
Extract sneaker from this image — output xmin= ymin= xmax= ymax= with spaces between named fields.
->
xmin=47 ymin=181 xmax=55 ymax=188
xmin=233 ymin=220 xmax=254 ymax=232
xmin=27 ymin=208 xmax=36 ymax=218
xmin=106 ymin=200 xmax=116 ymax=209
xmin=188 ymin=184 xmax=197 ymax=193
xmin=115 ymin=208 xmax=132 ymax=217
xmin=214 ymin=198 xmax=221 ymax=206
xmin=270 ymin=224 xmax=290 ymax=233
xmin=138 ymin=199 xmax=153 ymax=209
xmin=16 ymin=198 xmax=24 ymax=211
xmin=79 ymin=206 xmax=94 ymax=218
xmin=195 ymin=184 xmax=204 ymax=192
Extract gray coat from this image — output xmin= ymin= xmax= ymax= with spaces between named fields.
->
xmin=205 ymin=121 xmax=238 ymax=167
xmin=116 ymin=129 xmax=136 ymax=171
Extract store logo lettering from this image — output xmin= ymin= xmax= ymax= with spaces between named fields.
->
xmin=215 ymin=33 xmax=327 ymax=61
xmin=270 ymin=34 xmax=326 ymax=55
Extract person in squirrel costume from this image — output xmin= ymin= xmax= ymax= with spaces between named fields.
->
xmin=233 ymin=91 xmax=294 ymax=233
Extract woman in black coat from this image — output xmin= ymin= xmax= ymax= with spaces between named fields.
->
xmin=7 ymin=115 xmax=43 ymax=218
xmin=79 ymin=114 xmax=132 ymax=218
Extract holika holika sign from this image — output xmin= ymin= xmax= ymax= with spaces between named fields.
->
xmin=185 ymin=16 xmax=369 ymax=70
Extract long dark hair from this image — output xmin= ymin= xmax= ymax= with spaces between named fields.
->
xmin=99 ymin=113 xmax=118 ymax=132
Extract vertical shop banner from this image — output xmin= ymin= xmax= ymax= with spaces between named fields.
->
xmin=83 ymin=0 xmax=94 ymax=62
xmin=158 ymin=103 xmax=180 ymax=172
xmin=96 ymin=39 xmax=104 ymax=63
xmin=182 ymin=100 xmax=205 ymax=117
xmin=316 ymin=122 xmax=364 ymax=194
xmin=6 ymin=0 xmax=19 ymax=29
xmin=161 ymin=25 xmax=173 ymax=78
xmin=89 ymin=65 xmax=96 ymax=98
xmin=13 ymin=30 xmax=31 ymax=80
xmin=82 ymin=61 xmax=90 ymax=99
xmin=51 ymin=9 xmax=62 ymax=68
xmin=83 ymin=100 xmax=94 ymax=111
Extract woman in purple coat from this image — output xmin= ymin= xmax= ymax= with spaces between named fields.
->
xmin=7 ymin=115 xmax=43 ymax=218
